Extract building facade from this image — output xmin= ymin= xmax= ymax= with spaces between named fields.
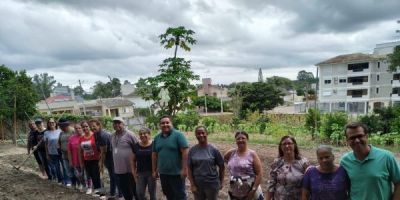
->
xmin=317 ymin=41 xmax=400 ymax=114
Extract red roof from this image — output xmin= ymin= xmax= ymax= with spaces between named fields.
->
xmin=44 ymin=95 xmax=73 ymax=103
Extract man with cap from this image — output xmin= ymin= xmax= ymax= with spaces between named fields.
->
xmin=34 ymin=118 xmax=52 ymax=180
xmin=111 ymin=116 xmax=139 ymax=200
xmin=58 ymin=118 xmax=75 ymax=186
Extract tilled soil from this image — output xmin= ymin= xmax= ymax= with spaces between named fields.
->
xmin=0 ymin=142 xmax=354 ymax=200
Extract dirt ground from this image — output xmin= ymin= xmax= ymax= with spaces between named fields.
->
xmin=0 ymin=142 xmax=396 ymax=200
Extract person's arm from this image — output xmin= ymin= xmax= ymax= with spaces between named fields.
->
xmin=131 ymin=153 xmax=137 ymax=181
xmin=246 ymin=152 xmax=262 ymax=200
xmin=67 ymin=140 xmax=73 ymax=166
xmin=223 ymin=149 xmax=234 ymax=163
xmin=180 ymin=147 xmax=188 ymax=179
xmin=187 ymin=151 xmax=197 ymax=193
xmin=392 ymin=183 xmax=400 ymax=200
xmin=266 ymin=159 xmax=280 ymax=200
xmin=301 ymin=188 xmax=310 ymax=200
xmin=27 ymin=132 xmax=31 ymax=154
xmin=215 ymin=148 xmax=225 ymax=189
xmin=78 ymin=141 xmax=84 ymax=168
xmin=151 ymin=152 xmax=158 ymax=178
xmin=98 ymin=146 xmax=106 ymax=174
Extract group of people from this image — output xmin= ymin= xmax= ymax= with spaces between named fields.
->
xmin=27 ymin=116 xmax=400 ymax=200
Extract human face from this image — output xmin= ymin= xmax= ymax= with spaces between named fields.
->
xmin=139 ymin=131 xmax=150 ymax=143
xmin=159 ymin=117 xmax=172 ymax=133
xmin=48 ymin=119 xmax=56 ymax=130
xmin=81 ymin=122 xmax=90 ymax=134
xmin=195 ymin=128 xmax=208 ymax=144
xmin=346 ymin=126 xmax=368 ymax=153
xmin=74 ymin=124 xmax=83 ymax=135
xmin=28 ymin=122 xmax=37 ymax=131
xmin=89 ymin=122 xmax=100 ymax=133
xmin=113 ymin=121 xmax=124 ymax=132
xmin=280 ymin=138 xmax=295 ymax=156
xmin=317 ymin=149 xmax=335 ymax=170
xmin=235 ymin=134 xmax=248 ymax=149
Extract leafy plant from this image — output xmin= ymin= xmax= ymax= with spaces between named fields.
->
xmin=305 ymin=108 xmax=321 ymax=139
xmin=321 ymin=112 xmax=348 ymax=139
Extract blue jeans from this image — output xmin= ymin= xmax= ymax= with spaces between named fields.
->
xmin=136 ymin=171 xmax=157 ymax=200
xmin=159 ymin=174 xmax=186 ymax=200
xmin=48 ymin=154 xmax=63 ymax=182
xmin=193 ymin=184 xmax=219 ymax=200
xmin=61 ymin=158 xmax=74 ymax=185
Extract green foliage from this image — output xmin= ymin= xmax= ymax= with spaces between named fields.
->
xmin=305 ymin=108 xmax=321 ymax=139
xmin=329 ymin=123 xmax=345 ymax=146
xmin=231 ymin=117 xmax=241 ymax=130
xmin=388 ymin=45 xmax=400 ymax=72
xmin=234 ymin=82 xmax=283 ymax=118
xmin=73 ymin=85 xmax=85 ymax=96
xmin=159 ymin=26 xmax=196 ymax=58
xmin=173 ymin=110 xmax=200 ymax=131
xmin=320 ymin=112 xmax=348 ymax=140
xmin=369 ymin=132 xmax=400 ymax=146
xmin=390 ymin=117 xmax=400 ymax=134
xmin=201 ymin=117 xmax=217 ymax=133
xmin=257 ymin=115 xmax=269 ymax=134
xmin=33 ymin=73 xmax=57 ymax=100
xmin=134 ymin=108 xmax=152 ymax=117
xmin=136 ymin=26 xmax=199 ymax=116
xmin=192 ymin=95 xmax=228 ymax=112
xmin=358 ymin=114 xmax=384 ymax=134
xmin=92 ymin=77 xmax=122 ymax=98
xmin=266 ymin=76 xmax=293 ymax=91
xmin=0 ymin=65 xmax=38 ymax=120
xmin=373 ymin=106 xmax=400 ymax=134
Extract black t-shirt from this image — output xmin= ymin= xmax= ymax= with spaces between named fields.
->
xmin=133 ymin=142 xmax=153 ymax=172
xmin=28 ymin=130 xmax=39 ymax=147
xmin=36 ymin=130 xmax=46 ymax=150
xmin=94 ymin=130 xmax=113 ymax=163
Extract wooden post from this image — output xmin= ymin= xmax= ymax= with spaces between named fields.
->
xmin=13 ymin=95 xmax=17 ymax=146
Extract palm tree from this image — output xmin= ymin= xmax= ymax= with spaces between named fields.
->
xmin=159 ymin=26 xmax=196 ymax=58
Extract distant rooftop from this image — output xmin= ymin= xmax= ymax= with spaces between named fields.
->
xmin=316 ymin=53 xmax=386 ymax=66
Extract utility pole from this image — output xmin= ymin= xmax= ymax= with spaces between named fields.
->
xmin=204 ymin=94 xmax=208 ymax=115
xmin=13 ymin=95 xmax=17 ymax=146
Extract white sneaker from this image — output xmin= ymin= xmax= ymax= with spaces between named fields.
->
xmin=66 ymin=183 xmax=72 ymax=187
xmin=92 ymin=189 xmax=101 ymax=197
xmin=78 ymin=185 xmax=83 ymax=192
xmin=86 ymin=188 xmax=92 ymax=195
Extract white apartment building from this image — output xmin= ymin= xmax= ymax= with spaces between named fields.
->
xmin=317 ymin=41 xmax=400 ymax=114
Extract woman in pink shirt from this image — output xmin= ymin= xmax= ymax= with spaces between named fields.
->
xmin=79 ymin=121 xmax=101 ymax=196
xmin=68 ymin=123 xmax=86 ymax=191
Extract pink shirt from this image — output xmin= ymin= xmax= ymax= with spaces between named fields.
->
xmin=67 ymin=134 xmax=82 ymax=167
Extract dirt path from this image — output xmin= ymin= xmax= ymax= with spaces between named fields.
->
xmin=0 ymin=142 xmax=395 ymax=200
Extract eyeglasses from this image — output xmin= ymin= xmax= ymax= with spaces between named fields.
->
xmin=347 ymin=134 xmax=366 ymax=141
xmin=281 ymin=142 xmax=294 ymax=146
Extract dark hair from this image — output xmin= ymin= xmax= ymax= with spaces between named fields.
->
xmin=88 ymin=119 xmax=103 ymax=129
xmin=80 ymin=121 xmax=89 ymax=127
xmin=47 ymin=118 xmax=58 ymax=130
xmin=159 ymin=115 xmax=172 ymax=121
xmin=195 ymin=126 xmax=208 ymax=134
xmin=278 ymin=135 xmax=300 ymax=160
xmin=139 ymin=127 xmax=151 ymax=134
xmin=344 ymin=122 xmax=368 ymax=137
xmin=235 ymin=131 xmax=249 ymax=140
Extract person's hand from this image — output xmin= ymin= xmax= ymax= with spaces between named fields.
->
xmin=152 ymin=171 xmax=159 ymax=179
xmin=246 ymin=189 xmax=256 ymax=200
xmin=219 ymin=184 xmax=223 ymax=190
xmin=133 ymin=174 xmax=138 ymax=183
xmin=32 ymin=145 xmax=38 ymax=152
xmin=180 ymin=168 xmax=188 ymax=179
xmin=190 ymin=185 xmax=197 ymax=193
xmin=99 ymin=163 xmax=104 ymax=174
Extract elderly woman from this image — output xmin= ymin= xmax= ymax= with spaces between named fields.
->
xmin=301 ymin=145 xmax=350 ymax=200
xmin=132 ymin=127 xmax=157 ymax=200
xmin=267 ymin=135 xmax=310 ymax=200
xmin=188 ymin=126 xmax=225 ymax=200
xmin=224 ymin=131 xmax=263 ymax=200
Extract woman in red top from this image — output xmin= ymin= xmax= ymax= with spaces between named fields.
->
xmin=79 ymin=121 xmax=101 ymax=196
xmin=68 ymin=123 xmax=86 ymax=191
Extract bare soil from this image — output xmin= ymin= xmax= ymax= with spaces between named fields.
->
xmin=0 ymin=142 xmax=396 ymax=200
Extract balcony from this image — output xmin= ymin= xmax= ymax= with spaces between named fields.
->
xmin=347 ymin=62 xmax=369 ymax=75
xmin=347 ymin=89 xmax=368 ymax=99
xmin=392 ymin=74 xmax=400 ymax=86
xmin=392 ymin=88 xmax=400 ymax=100
xmin=347 ymin=76 xmax=368 ymax=87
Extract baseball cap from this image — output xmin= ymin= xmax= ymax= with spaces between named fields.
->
xmin=112 ymin=117 xmax=125 ymax=124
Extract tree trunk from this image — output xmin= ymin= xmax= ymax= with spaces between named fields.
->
xmin=13 ymin=95 xmax=17 ymax=145
xmin=174 ymin=37 xmax=179 ymax=58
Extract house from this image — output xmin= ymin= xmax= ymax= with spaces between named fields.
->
xmin=120 ymin=83 xmax=154 ymax=108
xmin=197 ymin=78 xmax=229 ymax=100
xmin=37 ymin=97 xmax=135 ymax=118
xmin=316 ymin=41 xmax=400 ymax=114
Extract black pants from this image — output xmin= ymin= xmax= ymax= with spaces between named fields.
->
xmin=159 ymin=174 xmax=187 ymax=200
xmin=37 ymin=148 xmax=52 ymax=180
xmin=84 ymin=160 xmax=101 ymax=189
xmin=116 ymin=173 xmax=138 ymax=200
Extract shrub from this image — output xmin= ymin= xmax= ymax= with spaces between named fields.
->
xmin=305 ymin=108 xmax=321 ymax=139
xmin=174 ymin=110 xmax=200 ymax=131
xmin=201 ymin=117 xmax=217 ymax=133
xmin=321 ymin=112 xmax=348 ymax=139
xmin=358 ymin=114 xmax=384 ymax=134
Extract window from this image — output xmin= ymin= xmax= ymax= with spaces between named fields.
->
xmin=348 ymin=62 xmax=369 ymax=71
xmin=376 ymin=88 xmax=379 ymax=94
xmin=377 ymin=75 xmax=380 ymax=82
xmin=324 ymin=79 xmax=331 ymax=84
xmin=339 ymin=78 xmax=347 ymax=83
xmin=378 ymin=62 xmax=380 ymax=68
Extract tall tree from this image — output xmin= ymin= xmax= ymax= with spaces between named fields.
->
xmin=0 ymin=65 xmax=38 ymax=120
xmin=159 ymin=26 xmax=196 ymax=58
xmin=266 ymin=76 xmax=293 ymax=91
xmin=33 ymin=73 xmax=57 ymax=100
xmin=91 ymin=77 xmax=122 ymax=99
xmin=388 ymin=45 xmax=400 ymax=72
xmin=231 ymin=82 xmax=283 ymax=118
xmin=136 ymin=26 xmax=199 ymax=116
xmin=73 ymin=85 xmax=85 ymax=96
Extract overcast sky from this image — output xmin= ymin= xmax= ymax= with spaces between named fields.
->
xmin=2 ymin=0 xmax=400 ymax=90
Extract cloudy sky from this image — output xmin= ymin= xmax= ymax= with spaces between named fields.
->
xmin=2 ymin=0 xmax=400 ymax=90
